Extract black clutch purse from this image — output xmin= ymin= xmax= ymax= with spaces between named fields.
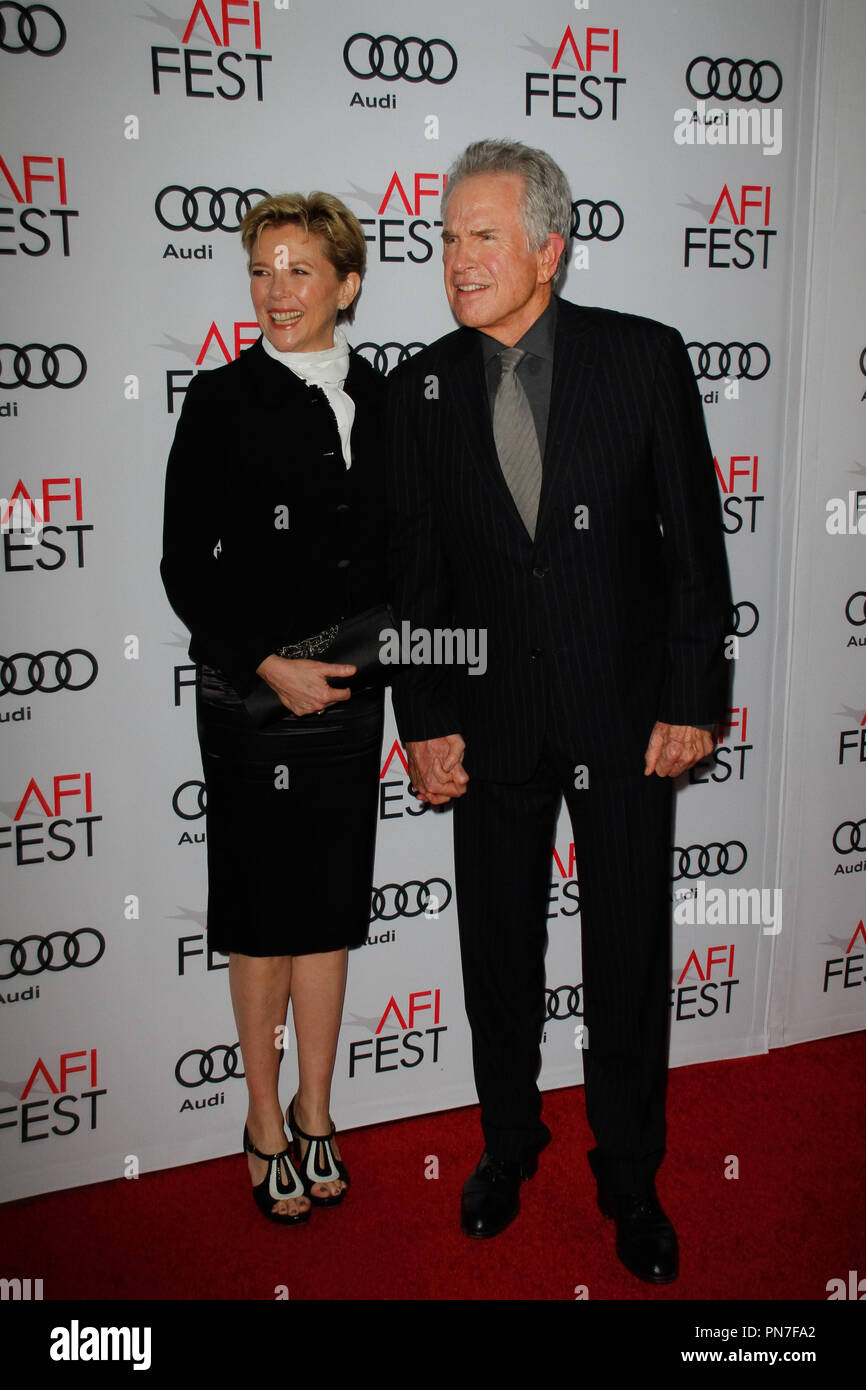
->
xmin=243 ymin=604 xmax=395 ymax=727
xmin=278 ymin=603 xmax=395 ymax=688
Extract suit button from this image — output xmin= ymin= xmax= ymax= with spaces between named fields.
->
xmin=336 ymin=559 xmax=350 ymax=569
xmin=336 ymin=503 xmax=350 ymax=513
xmin=529 ymin=647 xmax=542 ymax=662
xmin=532 ymin=566 xmax=548 ymax=579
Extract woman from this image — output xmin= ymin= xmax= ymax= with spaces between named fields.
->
xmin=161 ymin=193 xmax=387 ymax=1223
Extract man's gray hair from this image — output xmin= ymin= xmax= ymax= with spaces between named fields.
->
xmin=441 ymin=139 xmax=573 ymax=254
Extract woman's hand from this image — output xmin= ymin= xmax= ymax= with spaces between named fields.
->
xmin=255 ymin=654 xmax=356 ymax=717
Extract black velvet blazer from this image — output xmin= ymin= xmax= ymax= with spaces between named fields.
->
xmin=161 ymin=338 xmax=387 ymax=698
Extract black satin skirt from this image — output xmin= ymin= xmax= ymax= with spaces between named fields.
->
xmin=196 ymin=665 xmax=384 ymax=956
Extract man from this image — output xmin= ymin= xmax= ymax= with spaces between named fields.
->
xmin=386 ymin=140 xmax=730 ymax=1283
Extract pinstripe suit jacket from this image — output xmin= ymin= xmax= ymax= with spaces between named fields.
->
xmin=386 ymin=296 xmax=731 ymax=781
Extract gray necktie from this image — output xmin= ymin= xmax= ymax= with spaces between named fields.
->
xmin=493 ymin=347 xmax=542 ymax=539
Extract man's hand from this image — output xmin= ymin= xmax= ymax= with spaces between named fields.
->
xmin=407 ymin=735 xmax=469 ymax=804
xmin=256 ymin=654 xmax=356 ymax=717
xmin=644 ymin=721 xmax=714 ymax=778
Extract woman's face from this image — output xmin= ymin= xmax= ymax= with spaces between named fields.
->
xmin=249 ymin=223 xmax=359 ymax=354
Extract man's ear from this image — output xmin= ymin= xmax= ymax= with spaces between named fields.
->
xmin=538 ymin=233 xmax=566 ymax=285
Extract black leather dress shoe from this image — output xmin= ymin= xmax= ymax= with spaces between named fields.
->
xmin=460 ymin=1150 xmax=538 ymax=1239
xmin=597 ymin=1187 xmax=679 ymax=1283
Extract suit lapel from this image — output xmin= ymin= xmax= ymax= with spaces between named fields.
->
xmin=535 ymin=301 xmax=598 ymax=541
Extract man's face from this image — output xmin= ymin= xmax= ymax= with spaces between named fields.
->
xmin=441 ymin=172 xmax=563 ymax=345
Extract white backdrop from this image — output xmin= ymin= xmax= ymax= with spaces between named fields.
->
xmin=1 ymin=0 xmax=863 ymax=1203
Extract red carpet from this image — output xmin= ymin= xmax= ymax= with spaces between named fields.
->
xmin=3 ymin=1033 xmax=863 ymax=1303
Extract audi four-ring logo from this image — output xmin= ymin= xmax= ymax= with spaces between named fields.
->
xmin=1 ymin=929 xmax=105 ymax=979
xmin=685 ymin=57 xmax=783 ymax=103
xmin=343 ymin=34 xmax=457 ymax=83
xmin=354 ymin=342 xmax=427 ymax=373
xmin=729 ymin=602 xmax=759 ymax=637
xmin=0 ymin=3 xmax=65 ymax=54
xmin=175 ymin=1043 xmax=245 ymax=1087
xmin=0 ymin=343 xmax=86 ymax=389
xmin=672 ymin=842 xmax=748 ymax=879
xmin=832 ymin=820 xmax=866 ymax=855
xmin=0 ymin=650 xmax=98 ymax=694
xmin=845 ymin=593 xmax=866 ymax=627
xmin=860 ymin=347 xmax=866 ymax=378
xmin=172 ymin=780 xmax=207 ymax=820
xmin=155 ymin=185 xmax=269 ymax=233
xmin=545 ymin=985 xmax=582 ymax=1019
xmin=687 ymin=341 xmax=771 ymax=382
xmin=370 ymin=878 xmax=452 ymax=921
xmin=571 ymin=200 xmax=623 ymax=242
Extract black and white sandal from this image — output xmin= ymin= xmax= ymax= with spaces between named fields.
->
xmin=287 ymin=1098 xmax=350 ymax=1207
xmin=243 ymin=1125 xmax=311 ymax=1225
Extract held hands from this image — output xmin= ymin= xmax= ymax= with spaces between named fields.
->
xmin=256 ymin=654 xmax=356 ymax=717
xmin=407 ymin=735 xmax=469 ymax=805
xmin=644 ymin=721 xmax=715 ymax=778
xmin=405 ymin=724 xmax=710 ymax=793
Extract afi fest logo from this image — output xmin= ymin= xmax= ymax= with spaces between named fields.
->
xmin=549 ymin=838 xmax=580 ymax=919
xmin=684 ymin=184 xmax=777 ymax=270
xmin=345 ymin=170 xmax=448 ymax=265
xmin=150 ymin=0 xmax=272 ymax=102
xmin=1 ymin=474 xmax=91 ymax=572
xmin=524 ymin=24 xmax=626 ymax=121
xmin=2 ymin=771 xmax=100 ymax=866
xmin=674 ymin=56 xmax=783 ymax=156
xmin=348 ymin=989 xmax=446 ymax=1076
xmin=822 ymin=919 xmax=866 ymax=993
xmin=714 ymin=453 xmax=764 ymax=536
xmin=671 ymin=945 xmax=739 ymax=1021
xmin=0 ymin=1047 xmax=106 ymax=1143
xmin=838 ymin=706 xmax=866 ymax=765
xmin=0 ymin=152 xmax=77 ymax=256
